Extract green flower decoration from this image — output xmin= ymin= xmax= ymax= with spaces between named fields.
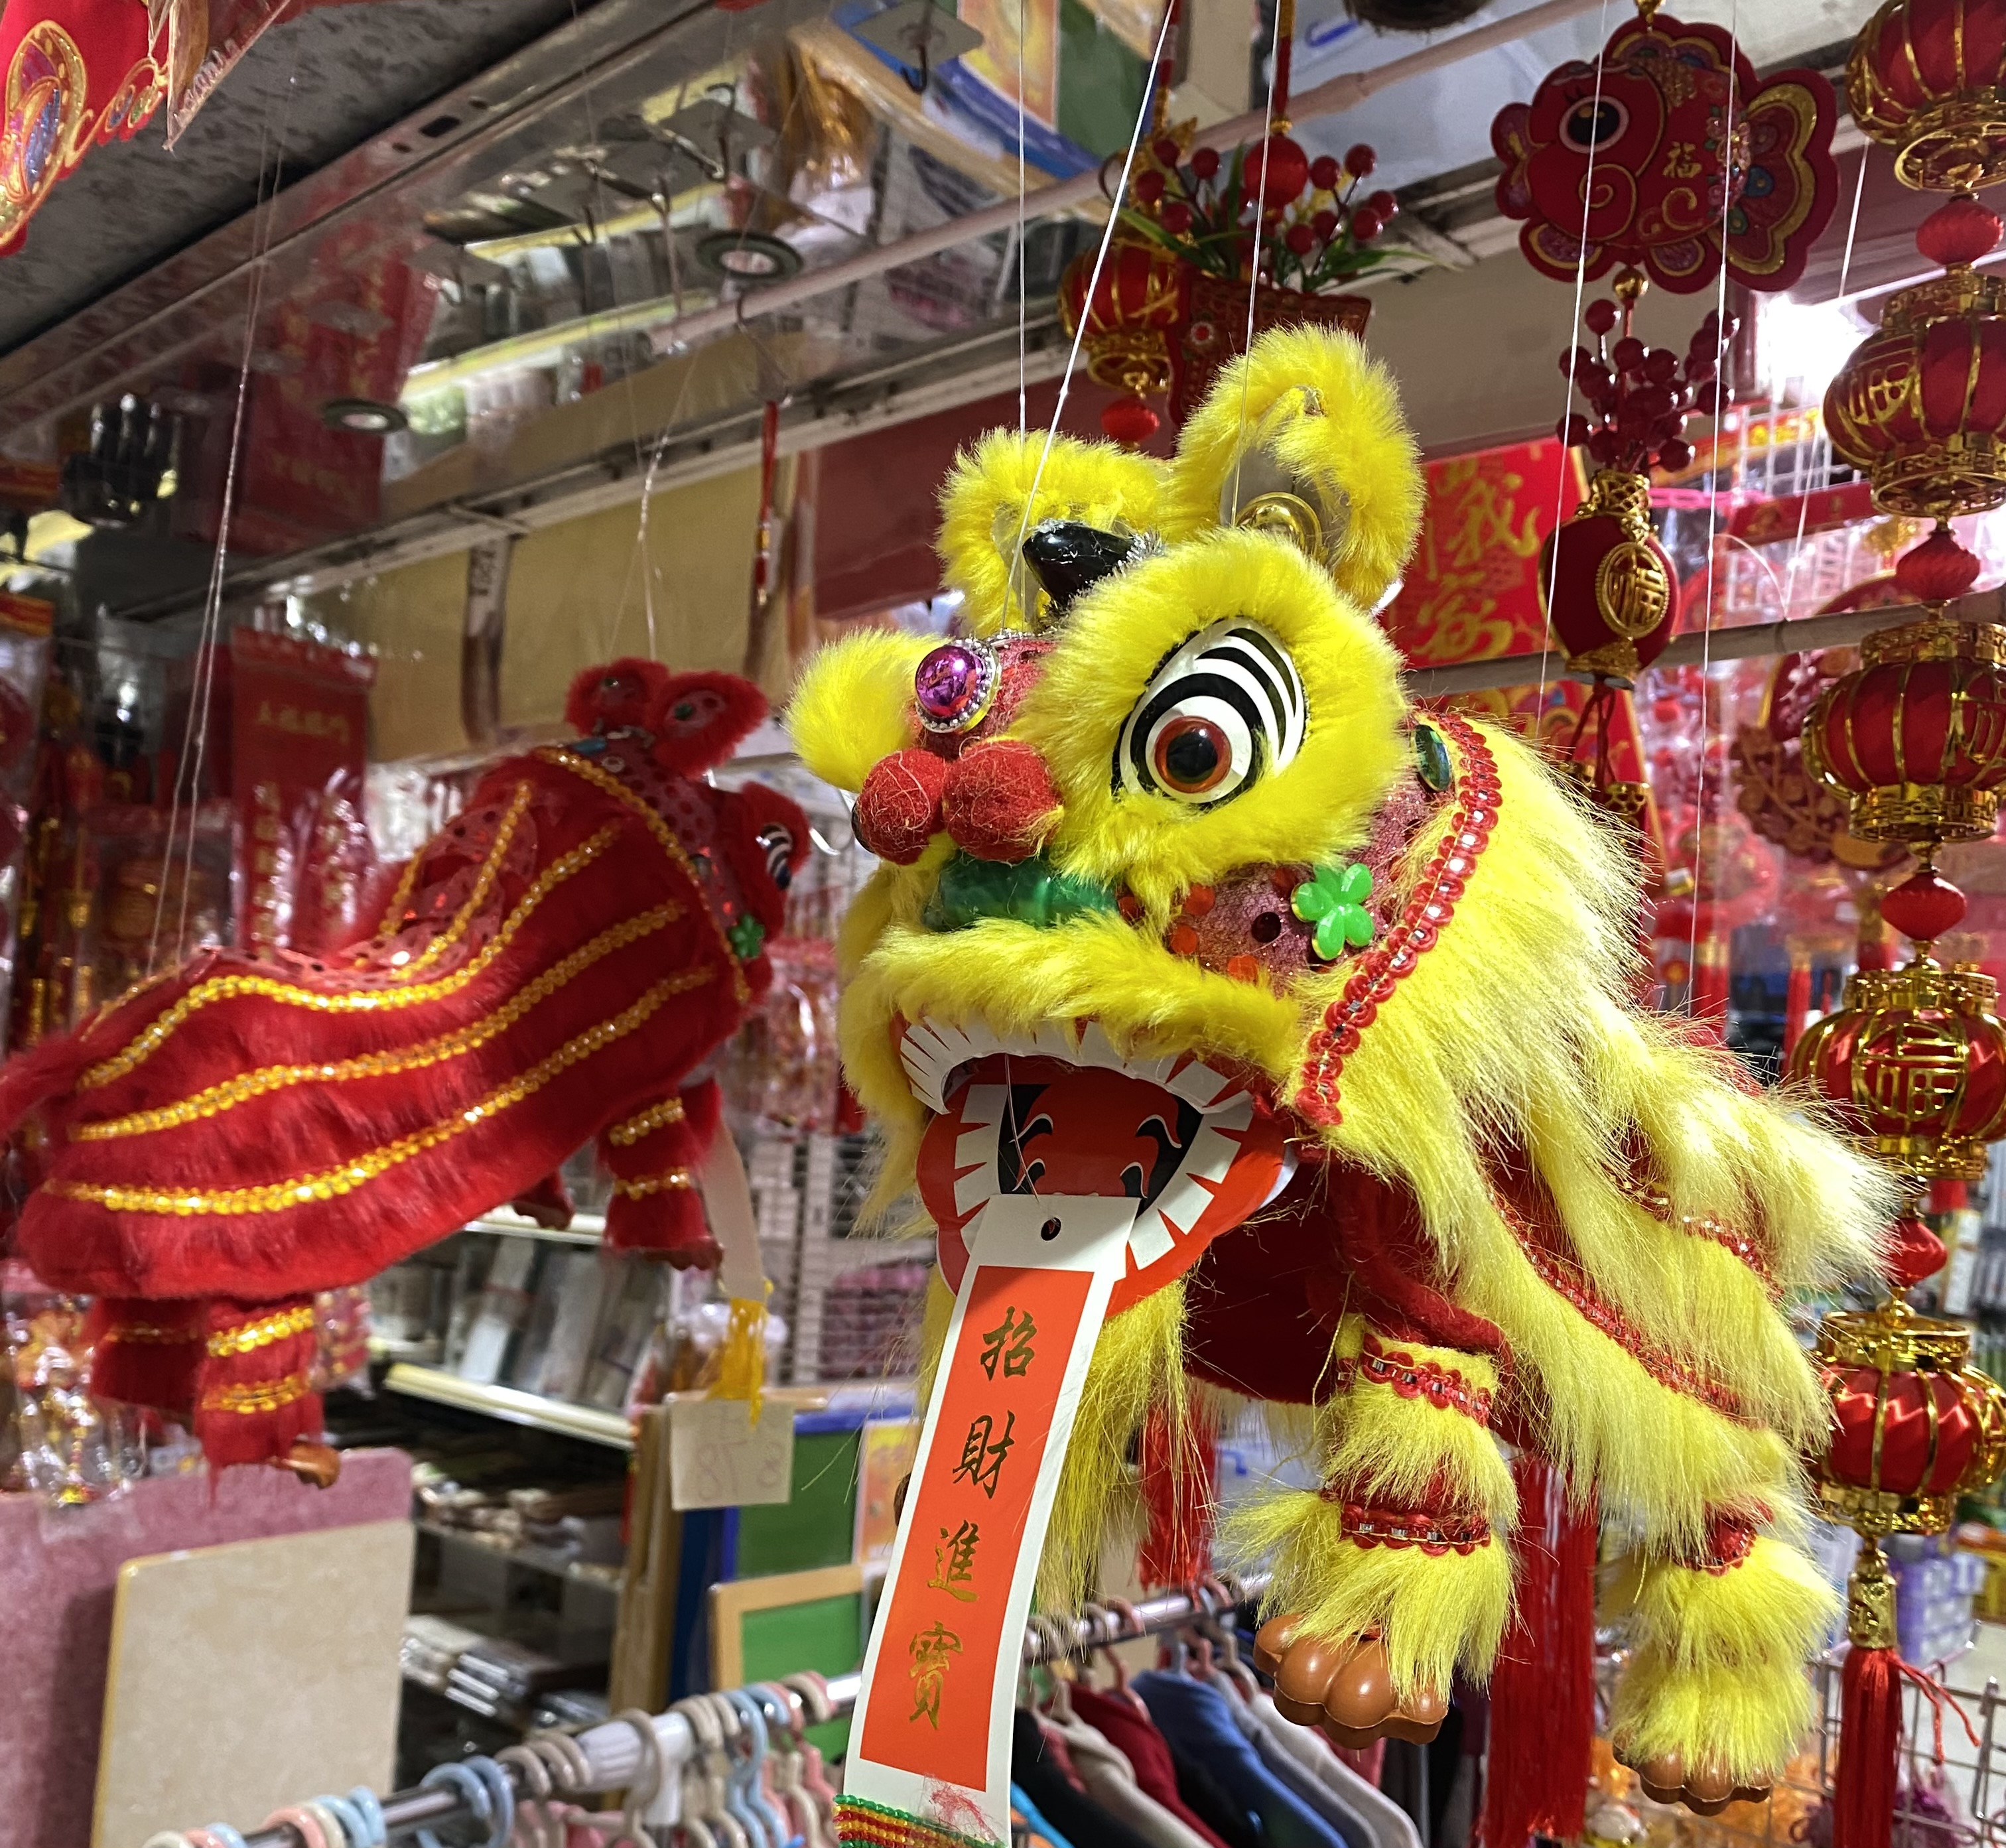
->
xmin=727 ymin=914 xmax=767 ymax=960
xmin=1292 ymin=862 xmax=1374 ymax=960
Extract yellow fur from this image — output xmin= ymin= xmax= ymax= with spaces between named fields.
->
xmin=787 ymin=629 xmax=933 ymax=793
xmin=1609 ymin=1648 xmax=1818 ymax=1786
xmin=792 ymin=326 xmax=1886 ymax=1784
xmin=1159 ymin=328 xmax=1423 ymax=613
xmin=937 ymin=429 xmax=1162 ymax=635
xmin=1227 ymin=1488 xmax=1512 ymax=1697
xmin=1607 ymin=1538 xmax=1838 ymax=1672
xmin=1323 ymin=1317 xmax=1515 ymax=1526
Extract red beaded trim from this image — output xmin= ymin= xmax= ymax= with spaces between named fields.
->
xmin=1334 ymin=1331 xmax=1495 ymax=1425
xmin=1613 ymin=1168 xmax=1776 ymax=1294
xmin=1491 ymin=1186 xmax=1747 ymax=1422
xmin=1676 ymin=1511 xmax=1760 ymax=1576
xmin=1296 ymin=712 xmax=1499 ymax=1129
xmin=836 ymin=1799 xmax=994 ymax=1848
xmin=1318 ymin=1490 xmax=1491 ymax=1555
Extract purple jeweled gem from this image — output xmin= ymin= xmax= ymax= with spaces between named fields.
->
xmin=913 ymin=640 xmax=994 ymax=732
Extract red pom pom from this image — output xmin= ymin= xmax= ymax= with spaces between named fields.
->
xmin=1152 ymin=136 xmax=1183 ymax=166
xmin=940 ymin=739 xmax=1060 ymax=864
xmin=1350 ymin=206 xmax=1382 ymax=241
xmin=1311 ymin=208 xmax=1338 ymax=240
xmin=1344 ymin=143 xmax=1375 ymax=177
xmin=1309 ymin=153 xmax=1340 ymax=190
xmin=1611 ymin=336 xmax=1646 ymax=375
xmin=855 ymin=749 xmax=948 ymax=866
xmin=1101 ymin=395 xmax=1161 ymax=446
xmin=1656 ymin=438 xmax=1694 ymax=472
xmin=1190 ymin=146 xmax=1220 ymax=180
xmin=1583 ymin=298 xmax=1619 ymax=336
xmin=1642 ymin=348 xmax=1678 ymax=383
xmin=1284 ymin=222 xmax=1316 ymax=255
xmin=1558 ymin=413 xmax=1593 ymax=448
xmin=567 ymin=656 xmax=668 ymax=735
xmin=1895 ymin=526 xmax=1983 ymax=602
xmin=1245 ymin=135 xmax=1310 ymax=208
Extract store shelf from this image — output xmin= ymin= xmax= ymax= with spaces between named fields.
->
xmin=466 ymin=1207 xmax=608 ymax=1248
xmin=414 ymin=1518 xmax=624 ymax=1589
xmin=383 ymin=1364 xmax=635 ymax=1450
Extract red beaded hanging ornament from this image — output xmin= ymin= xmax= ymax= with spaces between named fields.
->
xmin=1057 ymin=0 xmax=1392 ymax=444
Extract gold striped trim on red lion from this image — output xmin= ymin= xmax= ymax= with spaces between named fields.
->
xmin=80 ymin=825 xmax=628 ymax=1090
xmin=611 ymin=1167 xmax=695 ymax=1200
xmin=388 ymin=782 xmax=533 ymax=979
xmin=200 ymin=1370 xmax=312 ymax=1415
xmin=537 ymin=747 xmax=752 ymax=1004
xmin=208 ymin=1304 xmax=316 ymax=1357
xmin=74 ymin=907 xmax=692 ymax=1141
xmin=607 ymin=1096 xmax=687 ymax=1146
xmin=52 ymin=974 xmax=688 ymax=1217
xmin=98 ymin=1319 xmax=200 ymax=1345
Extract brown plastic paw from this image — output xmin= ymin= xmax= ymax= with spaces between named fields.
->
xmin=273 ymin=1439 xmax=341 ymax=1488
xmin=1253 ymin=1613 xmax=1448 ymax=1748
xmin=1619 ymin=1747 xmax=1771 ymax=1817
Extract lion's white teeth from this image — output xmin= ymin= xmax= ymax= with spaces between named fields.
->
xmin=900 ymin=1014 xmax=1244 ymax=1118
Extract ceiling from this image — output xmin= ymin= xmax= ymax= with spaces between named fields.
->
xmin=1 ymin=0 xmax=1890 ymax=619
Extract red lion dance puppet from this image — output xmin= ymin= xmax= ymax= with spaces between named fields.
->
xmin=0 ymin=659 xmax=807 ymax=1479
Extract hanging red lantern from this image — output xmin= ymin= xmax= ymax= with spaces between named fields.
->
xmin=1846 ymin=0 xmax=2006 ymax=191
xmin=1056 ymin=237 xmax=1186 ymax=444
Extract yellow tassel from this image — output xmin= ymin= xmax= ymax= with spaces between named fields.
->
xmin=710 ymin=1289 xmax=770 ymax=1425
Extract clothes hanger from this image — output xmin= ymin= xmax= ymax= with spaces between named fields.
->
xmin=1095 ymin=1596 xmax=1152 ymax=1718
xmin=751 ymin=1685 xmax=824 ymax=1848
xmin=677 ymin=1696 xmax=752 ymax=1848
xmin=722 ymin=1688 xmax=794 ymax=1848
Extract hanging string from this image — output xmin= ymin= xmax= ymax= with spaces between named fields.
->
xmin=1228 ymin=0 xmax=1287 ymax=511
xmin=1018 ymin=0 xmax=1028 ymax=433
xmin=1684 ymin=0 xmax=1741 ymax=1013
xmin=1534 ymin=0 xmax=1612 ymax=742
xmin=1011 ymin=0 xmax=1180 ymax=604
xmin=149 ymin=42 xmax=301 ymax=976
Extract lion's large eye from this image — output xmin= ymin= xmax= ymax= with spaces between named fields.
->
xmin=1115 ymin=620 xmax=1305 ymax=807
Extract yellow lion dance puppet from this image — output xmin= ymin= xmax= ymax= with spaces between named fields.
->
xmin=789 ymin=326 xmax=1891 ymax=1814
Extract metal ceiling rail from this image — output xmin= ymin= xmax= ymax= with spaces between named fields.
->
xmin=646 ymin=0 xmax=1609 ymax=356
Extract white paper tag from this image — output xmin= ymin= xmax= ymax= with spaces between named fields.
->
xmin=669 ymin=1397 xmax=795 ymax=1510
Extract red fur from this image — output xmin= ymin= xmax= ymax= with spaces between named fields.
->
xmin=940 ymin=739 xmax=1060 ymax=863
xmin=566 ymin=657 xmax=669 ymax=735
xmin=602 ymin=1077 xmax=724 ymax=1266
xmin=4 ymin=669 xmax=795 ymax=1469
xmin=856 ymin=748 xmax=947 ymax=864
xmin=647 ymin=671 xmax=768 ymax=775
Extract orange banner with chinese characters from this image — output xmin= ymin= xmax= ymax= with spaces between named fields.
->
xmin=860 ymin=1261 xmax=1091 ymax=1790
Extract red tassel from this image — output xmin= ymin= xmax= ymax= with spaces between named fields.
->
xmin=1138 ymin=1397 xmax=1218 ymax=1588
xmin=1836 ymin=1641 xmax=1901 ymax=1848
xmin=1479 ymin=1455 xmax=1597 ymax=1848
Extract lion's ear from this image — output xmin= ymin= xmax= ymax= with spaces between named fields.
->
xmin=937 ymin=428 xmax=1164 ymax=636
xmin=1160 ymin=326 xmax=1423 ymax=614
xmin=785 ymin=630 xmax=933 ymax=794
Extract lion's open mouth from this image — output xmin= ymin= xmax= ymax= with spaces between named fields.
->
xmin=900 ymin=1016 xmax=1293 ymax=1311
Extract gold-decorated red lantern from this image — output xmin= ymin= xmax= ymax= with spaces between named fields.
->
xmin=1847 ymin=0 xmax=2006 ymax=190
xmin=1816 ymin=1307 xmax=2006 ymax=1536
xmin=1790 ymin=958 xmax=2006 ymax=1182
xmin=1057 ymin=237 xmax=1187 ymax=444
xmin=1801 ymin=614 xmax=2006 ymax=844
xmin=1539 ymin=470 xmax=1676 ymax=681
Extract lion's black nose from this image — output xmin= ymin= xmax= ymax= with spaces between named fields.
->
xmin=1020 ymin=519 xmax=1143 ymax=616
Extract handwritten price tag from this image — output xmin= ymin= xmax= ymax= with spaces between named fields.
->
xmin=669 ymin=1398 xmax=795 ymax=1510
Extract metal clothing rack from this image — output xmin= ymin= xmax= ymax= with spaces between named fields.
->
xmin=228 ymin=1575 xmax=1270 ymax=1848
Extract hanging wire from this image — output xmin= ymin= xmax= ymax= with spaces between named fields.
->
xmin=1228 ymin=0 xmax=1286 ymax=511
xmin=149 ymin=42 xmax=303 ymax=975
xmin=1018 ymin=0 xmax=1028 ymax=433
xmin=1534 ymin=0 xmax=1612 ymax=742
xmin=1776 ymin=146 xmax=1870 ymax=620
xmin=1684 ymin=0 xmax=1741 ymax=1008
xmin=1011 ymin=0 xmax=1181 ymax=601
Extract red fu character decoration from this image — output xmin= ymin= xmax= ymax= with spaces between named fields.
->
xmin=0 ymin=659 xmax=809 ymax=1483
